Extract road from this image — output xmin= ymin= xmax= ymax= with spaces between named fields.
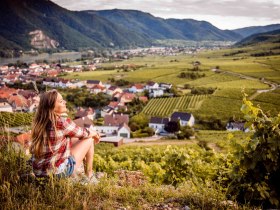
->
xmin=213 ymin=69 xmax=279 ymax=99
xmin=123 ymin=135 xmax=162 ymax=144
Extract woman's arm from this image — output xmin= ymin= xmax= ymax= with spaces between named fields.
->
xmin=61 ymin=117 xmax=98 ymax=139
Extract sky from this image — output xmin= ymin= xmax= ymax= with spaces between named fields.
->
xmin=51 ymin=0 xmax=280 ymax=30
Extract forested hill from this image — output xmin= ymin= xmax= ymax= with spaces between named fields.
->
xmin=233 ymin=24 xmax=280 ymax=38
xmin=0 ymin=0 xmax=241 ymax=51
xmin=235 ymin=29 xmax=280 ymax=46
xmin=88 ymin=9 xmax=242 ymax=41
xmin=0 ymin=0 xmax=152 ymax=51
xmin=0 ymin=0 xmax=279 ymax=52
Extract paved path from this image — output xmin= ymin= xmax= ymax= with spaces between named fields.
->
xmin=213 ymin=69 xmax=279 ymax=100
xmin=123 ymin=135 xmax=162 ymax=144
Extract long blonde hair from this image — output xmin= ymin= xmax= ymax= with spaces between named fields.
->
xmin=30 ymin=90 xmax=58 ymax=158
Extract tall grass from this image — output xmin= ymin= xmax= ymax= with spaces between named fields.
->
xmin=0 ymin=142 xmax=254 ymax=209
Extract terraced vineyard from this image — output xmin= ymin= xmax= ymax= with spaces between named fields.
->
xmin=0 ymin=112 xmax=33 ymax=127
xmin=142 ymin=95 xmax=208 ymax=117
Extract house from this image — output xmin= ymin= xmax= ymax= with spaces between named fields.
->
xmin=75 ymin=107 xmax=95 ymax=120
xmin=0 ymin=86 xmax=17 ymax=98
xmin=101 ymin=106 xmax=114 ymax=117
xmin=106 ymin=86 xmax=123 ymax=96
xmin=18 ymin=90 xmax=37 ymax=99
xmin=139 ymin=96 xmax=148 ymax=103
xmin=27 ymin=95 xmax=40 ymax=112
xmin=159 ymin=83 xmax=172 ymax=90
xmin=58 ymin=79 xmax=71 ymax=89
xmin=112 ymin=92 xmax=123 ymax=101
xmin=128 ymin=84 xmax=144 ymax=93
xmin=226 ymin=121 xmax=249 ymax=132
xmin=108 ymin=101 xmax=127 ymax=111
xmin=0 ymin=65 xmax=9 ymax=73
xmin=104 ymin=114 xmax=129 ymax=126
xmin=47 ymin=69 xmax=59 ymax=77
xmin=29 ymin=63 xmax=40 ymax=69
xmin=8 ymin=93 xmax=29 ymax=112
xmin=170 ymin=112 xmax=195 ymax=127
xmin=149 ymin=117 xmax=169 ymax=134
xmin=69 ymin=80 xmax=86 ymax=88
xmin=86 ymin=80 xmax=103 ymax=89
xmin=94 ymin=123 xmax=131 ymax=139
xmin=149 ymin=89 xmax=164 ymax=98
xmin=119 ymin=93 xmax=136 ymax=104
xmin=42 ymin=77 xmax=59 ymax=87
xmin=89 ymin=85 xmax=106 ymax=94
xmin=73 ymin=116 xmax=94 ymax=130
xmin=145 ymin=81 xmax=159 ymax=90
xmin=117 ymin=123 xmax=131 ymax=138
xmin=0 ymin=98 xmax=13 ymax=112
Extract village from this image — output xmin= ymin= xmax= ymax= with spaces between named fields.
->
xmin=0 ymin=59 xmax=198 ymax=150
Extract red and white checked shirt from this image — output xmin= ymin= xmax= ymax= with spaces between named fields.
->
xmin=32 ymin=116 xmax=90 ymax=177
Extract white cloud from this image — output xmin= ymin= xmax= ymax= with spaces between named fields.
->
xmin=51 ymin=0 xmax=280 ymax=29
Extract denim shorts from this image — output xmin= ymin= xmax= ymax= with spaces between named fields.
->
xmin=56 ymin=156 xmax=76 ymax=178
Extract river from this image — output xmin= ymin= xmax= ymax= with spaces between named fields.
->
xmin=0 ymin=52 xmax=82 ymax=65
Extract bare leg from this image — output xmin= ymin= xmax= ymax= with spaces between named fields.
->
xmin=84 ymin=141 xmax=94 ymax=177
xmin=70 ymin=138 xmax=94 ymax=178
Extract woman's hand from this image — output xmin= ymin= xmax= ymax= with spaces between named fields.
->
xmin=93 ymin=133 xmax=100 ymax=144
xmin=88 ymin=128 xmax=100 ymax=144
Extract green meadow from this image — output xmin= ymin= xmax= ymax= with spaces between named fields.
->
xmin=63 ymin=45 xmax=280 ymax=121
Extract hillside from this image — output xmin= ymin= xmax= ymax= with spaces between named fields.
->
xmin=0 ymin=0 xmax=152 ymax=51
xmin=90 ymin=9 xmax=242 ymax=41
xmin=0 ymin=0 xmax=243 ymax=53
xmin=235 ymin=29 xmax=280 ymax=46
xmin=233 ymin=24 xmax=280 ymax=38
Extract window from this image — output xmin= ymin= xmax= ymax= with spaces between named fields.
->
xmin=120 ymin=133 xmax=128 ymax=137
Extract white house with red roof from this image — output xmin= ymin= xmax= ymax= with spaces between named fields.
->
xmin=106 ymin=86 xmax=123 ymax=96
xmin=0 ymin=86 xmax=17 ymax=99
xmin=90 ymin=85 xmax=106 ymax=94
xmin=0 ymin=98 xmax=13 ymax=112
xmin=29 ymin=63 xmax=40 ymax=69
xmin=8 ymin=93 xmax=29 ymax=112
xmin=120 ymin=92 xmax=136 ymax=104
xmin=128 ymin=83 xmax=144 ymax=93
xmin=0 ymin=66 xmax=9 ymax=72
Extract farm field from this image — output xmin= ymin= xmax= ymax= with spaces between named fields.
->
xmin=0 ymin=112 xmax=33 ymax=127
xmin=62 ymin=45 xmax=280 ymax=121
xmin=142 ymin=95 xmax=208 ymax=117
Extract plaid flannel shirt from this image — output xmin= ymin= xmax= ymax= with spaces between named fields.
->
xmin=32 ymin=116 xmax=90 ymax=177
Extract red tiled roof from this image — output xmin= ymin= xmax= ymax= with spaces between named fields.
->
xmin=108 ymin=101 xmax=119 ymax=108
xmin=134 ymin=84 xmax=144 ymax=89
xmin=8 ymin=94 xmax=28 ymax=107
xmin=0 ymin=87 xmax=17 ymax=99
xmin=73 ymin=116 xmax=93 ymax=128
xmin=139 ymin=96 xmax=148 ymax=102
xmin=104 ymin=114 xmax=129 ymax=126
xmin=121 ymin=93 xmax=136 ymax=100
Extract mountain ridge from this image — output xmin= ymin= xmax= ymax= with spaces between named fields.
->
xmin=235 ymin=29 xmax=280 ymax=46
xmin=0 ymin=0 xmax=279 ymax=52
xmin=91 ymin=9 xmax=242 ymax=41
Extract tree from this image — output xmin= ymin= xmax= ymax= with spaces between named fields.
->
xmin=129 ymin=113 xmax=149 ymax=129
xmin=177 ymin=126 xmax=195 ymax=139
xmin=164 ymin=121 xmax=180 ymax=133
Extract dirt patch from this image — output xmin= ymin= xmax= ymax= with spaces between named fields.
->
xmin=126 ymin=140 xmax=198 ymax=146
